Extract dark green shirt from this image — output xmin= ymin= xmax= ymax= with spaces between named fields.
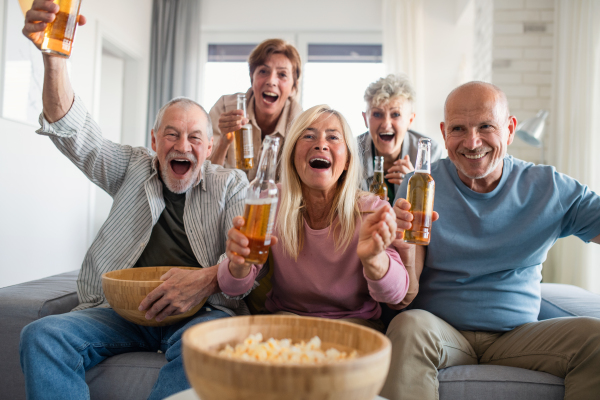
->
xmin=134 ymin=183 xmax=201 ymax=268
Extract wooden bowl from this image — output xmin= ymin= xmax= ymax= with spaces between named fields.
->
xmin=102 ymin=266 xmax=207 ymax=327
xmin=182 ymin=315 xmax=391 ymax=400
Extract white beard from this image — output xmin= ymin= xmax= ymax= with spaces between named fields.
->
xmin=159 ymin=151 xmax=201 ymax=194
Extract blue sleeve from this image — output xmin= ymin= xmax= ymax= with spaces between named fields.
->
xmin=556 ymin=171 xmax=600 ymax=242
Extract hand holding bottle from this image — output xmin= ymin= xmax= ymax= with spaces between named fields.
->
xmin=226 ymin=216 xmax=278 ymax=279
xmin=218 ymin=110 xmax=249 ymax=143
xmin=385 ymin=155 xmax=414 ymax=186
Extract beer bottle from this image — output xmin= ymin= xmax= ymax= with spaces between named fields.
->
xmin=369 ymin=156 xmax=388 ymax=201
xmin=404 ymin=138 xmax=435 ymax=245
xmin=240 ymin=135 xmax=279 ymax=264
xmin=233 ymin=94 xmax=254 ymax=170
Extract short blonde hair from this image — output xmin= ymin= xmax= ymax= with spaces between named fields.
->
xmin=364 ymin=74 xmax=416 ymax=112
xmin=276 ymin=105 xmax=366 ymax=259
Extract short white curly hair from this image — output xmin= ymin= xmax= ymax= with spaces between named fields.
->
xmin=364 ymin=74 xmax=416 ymax=112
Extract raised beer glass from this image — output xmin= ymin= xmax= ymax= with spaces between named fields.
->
xmin=233 ymin=94 xmax=254 ymax=170
xmin=404 ymin=138 xmax=435 ymax=245
xmin=369 ymin=156 xmax=388 ymax=201
xmin=240 ymin=135 xmax=279 ymax=264
xmin=40 ymin=0 xmax=83 ymax=58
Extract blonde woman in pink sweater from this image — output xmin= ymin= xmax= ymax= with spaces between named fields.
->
xmin=218 ymin=105 xmax=409 ymax=331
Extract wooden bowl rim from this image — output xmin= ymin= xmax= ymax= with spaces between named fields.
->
xmin=183 ymin=315 xmax=391 ymax=370
xmin=102 ymin=266 xmax=201 ymax=283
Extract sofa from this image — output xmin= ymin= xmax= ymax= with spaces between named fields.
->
xmin=2 ymin=270 xmax=599 ymax=400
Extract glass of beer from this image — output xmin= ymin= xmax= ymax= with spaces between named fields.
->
xmin=369 ymin=156 xmax=388 ymax=201
xmin=240 ymin=135 xmax=279 ymax=264
xmin=404 ymin=138 xmax=435 ymax=245
xmin=233 ymin=94 xmax=254 ymax=171
xmin=40 ymin=0 xmax=83 ymax=58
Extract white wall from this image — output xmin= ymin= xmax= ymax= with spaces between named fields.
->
xmin=0 ymin=0 xmax=152 ymax=288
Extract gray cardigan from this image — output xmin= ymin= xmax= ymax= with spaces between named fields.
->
xmin=357 ymin=130 xmax=443 ymax=197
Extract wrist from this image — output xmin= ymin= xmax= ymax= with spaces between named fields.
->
xmin=228 ymin=262 xmax=252 ymax=279
xmin=42 ymin=53 xmax=67 ymax=70
xmin=362 ymin=252 xmax=389 ymax=281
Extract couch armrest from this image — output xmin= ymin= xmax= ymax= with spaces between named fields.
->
xmin=0 ymin=270 xmax=80 ymax=400
xmin=539 ymin=283 xmax=600 ymax=320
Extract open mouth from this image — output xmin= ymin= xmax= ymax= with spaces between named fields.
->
xmin=262 ymin=91 xmax=279 ymax=104
xmin=308 ymin=158 xmax=332 ymax=169
xmin=378 ymin=132 xmax=395 ymax=142
xmin=170 ymin=159 xmax=192 ymax=175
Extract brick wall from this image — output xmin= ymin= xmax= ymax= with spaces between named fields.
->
xmin=474 ymin=0 xmax=494 ymax=82
xmin=492 ymin=0 xmax=554 ymax=164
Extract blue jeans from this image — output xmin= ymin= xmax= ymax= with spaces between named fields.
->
xmin=19 ymin=306 xmax=228 ymax=400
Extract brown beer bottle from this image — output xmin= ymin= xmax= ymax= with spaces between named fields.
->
xmin=404 ymin=138 xmax=435 ymax=245
xmin=369 ymin=156 xmax=388 ymax=201
xmin=240 ymin=135 xmax=279 ymax=264
xmin=233 ymin=94 xmax=254 ymax=170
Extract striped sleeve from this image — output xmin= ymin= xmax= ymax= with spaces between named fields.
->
xmin=36 ymin=95 xmax=137 ymax=197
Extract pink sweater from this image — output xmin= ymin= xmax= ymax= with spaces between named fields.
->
xmin=218 ymin=195 xmax=409 ymax=320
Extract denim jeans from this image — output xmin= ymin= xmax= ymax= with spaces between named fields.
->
xmin=20 ymin=306 xmax=229 ymax=400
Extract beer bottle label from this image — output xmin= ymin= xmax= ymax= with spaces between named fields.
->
xmin=263 ymin=199 xmax=278 ymax=246
xmin=243 ymin=127 xmax=253 ymax=159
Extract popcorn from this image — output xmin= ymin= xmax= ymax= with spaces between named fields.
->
xmin=218 ymin=333 xmax=358 ymax=364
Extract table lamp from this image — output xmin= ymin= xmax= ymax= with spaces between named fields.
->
xmin=515 ymin=110 xmax=549 ymax=147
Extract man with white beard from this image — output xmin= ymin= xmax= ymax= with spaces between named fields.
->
xmin=382 ymin=81 xmax=600 ymax=400
xmin=19 ymin=2 xmax=249 ymax=399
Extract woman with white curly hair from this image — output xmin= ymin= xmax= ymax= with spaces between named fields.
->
xmin=217 ymin=105 xmax=409 ymax=331
xmin=359 ymin=74 xmax=442 ymax=204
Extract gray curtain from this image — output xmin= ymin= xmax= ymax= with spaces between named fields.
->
xmin=146 ymin=0 xmax=201 ymax=147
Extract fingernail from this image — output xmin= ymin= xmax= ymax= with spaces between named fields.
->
xmin=138 ymin=306 xmax=143 ymax=311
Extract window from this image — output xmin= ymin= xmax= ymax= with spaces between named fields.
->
xmin=301 ymin=44 xmax=383 ymax=136
xmin=203 ymin=44 xmax=254 ymax=110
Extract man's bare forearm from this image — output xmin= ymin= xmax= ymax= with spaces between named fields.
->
xmin=42 ymin=54 xmax=74 ymax=122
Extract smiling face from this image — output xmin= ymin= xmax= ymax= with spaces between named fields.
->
xmin=441 ymin=83 xmax=516 ymax=192
xmin=151 ymin=104 xmax=213 ymax=194
xmin=363 ymin=97 xmax=415 ymax=159
xmin=293 ymin=112 xmax=349 ymax=195
xmin=251 ymin=53 xmax=295 ymax=120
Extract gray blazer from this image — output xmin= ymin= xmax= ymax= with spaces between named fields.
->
xmin=357 ymin=130 xmax=443 ymax=196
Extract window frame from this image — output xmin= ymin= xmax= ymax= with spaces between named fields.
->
xmin=198 ymin=31 xmax=382 ymax=108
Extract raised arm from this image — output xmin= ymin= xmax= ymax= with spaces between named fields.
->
xmin=23 ymin=0 xmax=86 ymax=121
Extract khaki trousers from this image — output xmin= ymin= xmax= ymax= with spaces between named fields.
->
xmin=380 ymin=309 xmax=600 ymax=400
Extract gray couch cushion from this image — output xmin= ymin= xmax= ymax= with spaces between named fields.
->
xmin=539 ymin=283 xmax=600 ymax=320
xmin=0 ymin=270 xmax=79 ymax=400
xmin=438 ymin=365 xmax=564 ymax=400
xmin=86 ymin=352 xmax=167 ymax=400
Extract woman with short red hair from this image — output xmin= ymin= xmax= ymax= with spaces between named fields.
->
xmin=209 ymin=39 xmax=303 ymax=180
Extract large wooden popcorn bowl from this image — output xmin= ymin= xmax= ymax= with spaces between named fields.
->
xmin=182 ymin=315 xmax=392 ymax=400
xmin=102 ymin=266 xmax=207 ymax=327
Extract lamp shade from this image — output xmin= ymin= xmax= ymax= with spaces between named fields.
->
xmin=515 ymin=110 xmax=549 ymax=147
